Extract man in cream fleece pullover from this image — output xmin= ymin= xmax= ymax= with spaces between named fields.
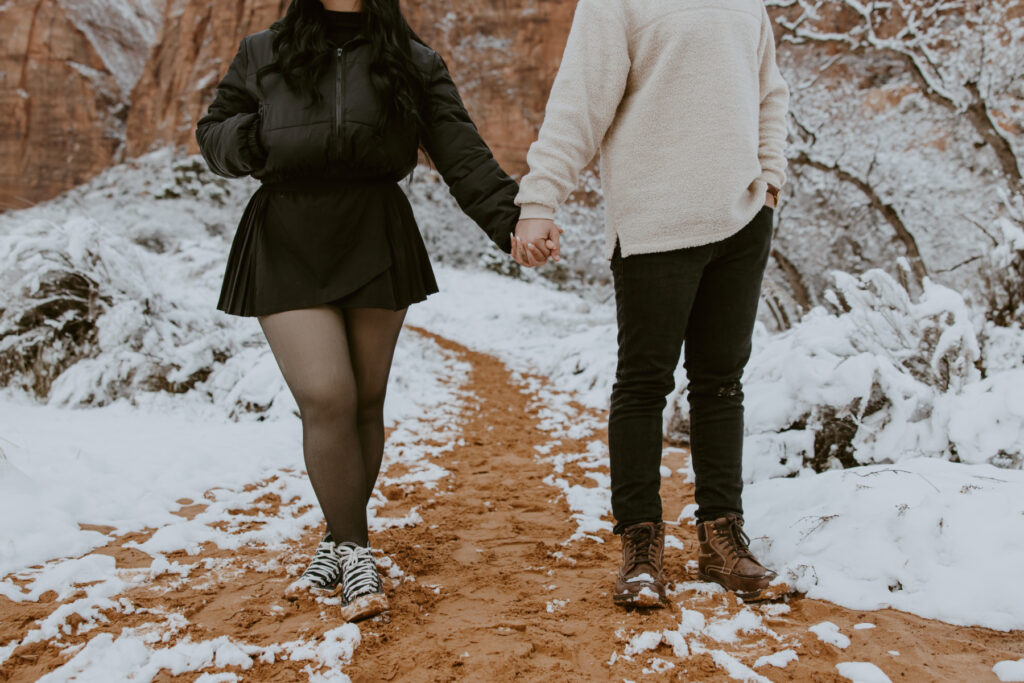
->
xmin=512 ymin=0 xmax=789 ymax=607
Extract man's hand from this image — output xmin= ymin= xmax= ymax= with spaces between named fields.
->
xmin=512 ymin=218 xmax=563 ymax=268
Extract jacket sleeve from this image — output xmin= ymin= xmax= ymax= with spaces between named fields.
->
xmin=756 ymin=3 xmax=790 ymax=189
xmin=420 ymin=53 xmax=519 ymax=253
xmin=195 ymin=37 xmax=266 ymax=179
xmin=513 ymin=0 xmax=631 ymax=221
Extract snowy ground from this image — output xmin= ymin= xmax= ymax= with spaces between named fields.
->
xmin=2 ymin=152 xmax=1023 ymax=679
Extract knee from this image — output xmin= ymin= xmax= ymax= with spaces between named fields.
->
xmin=612 ymin=369 xmax=676 ymax=409
xmin=688 ymin=376 xmax=744 ymax=402
xmin=355 ymin=387 xmax=387 ymax=421
xmin=295 ymin=382 xmax=357 ymax=423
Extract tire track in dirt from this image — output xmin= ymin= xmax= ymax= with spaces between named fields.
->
xmin=2 ymin=330 xmax=1022 ymax=682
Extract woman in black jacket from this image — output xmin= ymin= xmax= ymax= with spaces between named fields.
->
xmin=196 ymin=0 xmax=521 ymax=622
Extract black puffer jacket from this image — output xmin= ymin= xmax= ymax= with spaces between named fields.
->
xmin=195 ymin=30 xmax=518 ymax=252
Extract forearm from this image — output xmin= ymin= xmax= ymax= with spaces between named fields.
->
xmin=758 ymin=86 xmax=788 ymax=188
xmin=515 ymin=0 xmax=630 ymax=218
xmin=196 ymin=112 xmax=262 ymax=178
xmin=195 ymin=37 xmax=263 ymax=179
xmin=757 ymin=5 xmax=790 ymax=188
xmin=422 ymin=54 xmax=520 ymax=252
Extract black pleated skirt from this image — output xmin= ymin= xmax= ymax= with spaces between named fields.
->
xmin=217 ymin=180 xmax=438 ymax=317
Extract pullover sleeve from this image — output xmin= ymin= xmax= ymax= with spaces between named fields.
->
xmin=421 ymin=52 xmax=520 ymax=254
xmin=514 ymin=0 xmax=631 ymax=220
xmin=195 ymin=37 xmax=267 ymax=179
xmin=756 ymin=3 xmax=790 ymax=189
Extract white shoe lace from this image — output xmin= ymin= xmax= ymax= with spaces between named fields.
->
xmin=336 ymin=543 xmax=382 ymax=604
xmin=301 ymin=536 xmax=342 ymax=589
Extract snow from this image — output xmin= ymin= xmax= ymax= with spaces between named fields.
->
xmin=545 ymin=598 xmax=568 ymax=613
xmin=701 ymin=646 xmax=772 ymax=683
xmin=808 ymin=621 xmax=850 ymax=648
xmin=55 ymin=0 xmax=165 ymax=96
xmin=35 ymin=626 xmax=359 ymax=683
xmin=754 ymin=649 xmax=798 ymax=668
xmin=835 ymin=661 xmax=892 ymax=683
xmin=748 ymin=458 xmax=1024 ymax=630
xmin=995 ymin=660 xmax=1024 ymax=682
xmin=731 ymin=269 xmax=1023 ymax=474
xmin=614 ymin=602 xmax=786 ymax=678
xmin=643 ymin=658 xmax=675 ymax=674
xmin=407 ymin=267 xmax=621 ymax=410
xmin=626 ymin=573 xmax=654 ymax=584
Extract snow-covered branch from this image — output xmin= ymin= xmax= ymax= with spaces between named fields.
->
xmin=768 ymin=0 xmax=1024 ymax=188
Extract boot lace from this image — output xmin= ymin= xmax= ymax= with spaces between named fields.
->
xmin=623 ymin=524 xmax=658 ymax=572
xmin=300 ymin=534 xmax=342 ymax=589
xmin=337 ymin=543 xmax=382 ymax=604
xmin=718 ymin=517 xmax=754 ymax=561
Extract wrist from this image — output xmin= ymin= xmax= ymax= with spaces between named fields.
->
xmin=517 ymin=203 xmax=556 ymax=221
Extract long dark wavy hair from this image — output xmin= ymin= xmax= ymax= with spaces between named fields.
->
xmin=258 ymin=0 xmax=429 ymax=136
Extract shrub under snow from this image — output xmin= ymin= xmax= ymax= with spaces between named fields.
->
xmin=668 ymin=260 xmax=1024 ymax=477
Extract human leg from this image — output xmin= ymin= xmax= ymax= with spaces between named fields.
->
xmin=683 ymin=208 xmax=773 ymax=522
xmin=682 ymin=208 xmax=777 ymax=598
xmin=608 ymin=243 xmax=709 ymax=533
xmin=340 ymin=307 xmax=408 ymax=502
xmin=608 ymin=242 xmax=711 ymax=608
xmin=259 ymin=306 xmax=369 ymax=546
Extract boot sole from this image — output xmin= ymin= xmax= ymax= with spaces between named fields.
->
xmin=697 ymin=571 xmax=779 ymax=602
xmin=285 ymin=578 xmax=341 ymax=598
xmin=339 ymin=592 xmax=389 ymax=623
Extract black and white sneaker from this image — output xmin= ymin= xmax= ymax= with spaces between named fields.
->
xmin=289 ymin=533 xmax=343 ymax=594
xmin=336 ymin=542 xmax=388 ymax=622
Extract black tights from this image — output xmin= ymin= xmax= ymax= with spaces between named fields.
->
xmin=259 ymin=305 xmax=407 ymax=546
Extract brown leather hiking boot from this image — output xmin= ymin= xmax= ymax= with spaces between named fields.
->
xmin=613 ymin=521 xmax=667 ymax=608
xmin=697 ymin=514 xmax=776 ymax=601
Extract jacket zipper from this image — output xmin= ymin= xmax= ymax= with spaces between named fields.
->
xmin=335 ymin=47 xmax=344 ymax=139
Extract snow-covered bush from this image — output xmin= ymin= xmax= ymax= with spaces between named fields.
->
xmin=0 ymin=241 xmax=107 ymax=398
xmin=667 ymin=263 xmax=1024 ymax=477
xmin=0 ymin=215 xmax=241 ymax=405
xmin=980 ymin=218 xmax=1024 ymax=330
xmin=0 ymin=152 xmax=279 ymax=413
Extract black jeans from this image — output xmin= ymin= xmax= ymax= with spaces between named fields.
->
xmin=608 ymin=207 xmax=773 ymax=533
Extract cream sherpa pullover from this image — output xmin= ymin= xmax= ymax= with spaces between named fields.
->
xmin=515 ymin=0 xmax=790 ymax=259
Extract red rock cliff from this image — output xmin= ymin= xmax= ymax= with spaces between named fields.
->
xmin=1 ymin=0 xmax=574 ymax=211
xmin=0 ymin=0 xmax=162 ymax=210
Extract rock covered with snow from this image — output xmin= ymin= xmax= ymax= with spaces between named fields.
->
xmin=0 ymin=0 xmax=165 ymax=209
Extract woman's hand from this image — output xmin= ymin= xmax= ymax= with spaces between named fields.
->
xmin=512 ymin=219 xmax=563 ymax=267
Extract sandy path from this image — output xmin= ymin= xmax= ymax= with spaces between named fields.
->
xmin=2 ymin=330 xmax=1022 ymax=682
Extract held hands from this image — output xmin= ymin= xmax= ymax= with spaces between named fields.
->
xmin=511 ymin=218 xmax=564 ymax=268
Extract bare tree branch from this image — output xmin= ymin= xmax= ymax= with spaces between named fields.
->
xmin=771 ymin=248 xmax=815 ymax=312
xmin=790 ymin=150 xmax=929 ymax=282
xmin=768 ymin=0 xmax=1023 ymax=189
